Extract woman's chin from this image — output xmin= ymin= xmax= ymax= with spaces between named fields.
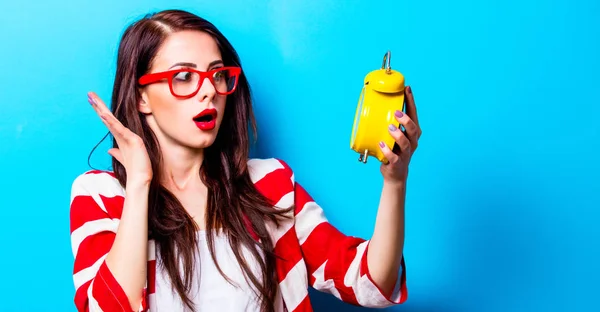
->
xmin=185 ymin=134 xmax=218 ymax=150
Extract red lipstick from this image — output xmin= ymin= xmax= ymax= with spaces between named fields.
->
xmin=193 ymin=108 xmax=217 ymax=131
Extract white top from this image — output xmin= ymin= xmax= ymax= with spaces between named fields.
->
xmin=153 ymin=230 xmax=284 ymax=312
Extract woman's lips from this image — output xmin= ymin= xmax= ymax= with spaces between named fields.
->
xmin=193 ymin=108 xmax=217 ymax=130
xmin=195 ymin=119 xmax=215 ymax=130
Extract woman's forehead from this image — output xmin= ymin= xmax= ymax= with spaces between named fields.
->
xmin=151 ymin=30 xmax=222 ymax=71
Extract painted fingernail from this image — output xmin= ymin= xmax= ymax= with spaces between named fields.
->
xmin=388 ymin=124 xmax=397 ymax=131
xmin=88 ymin=95 xmax=95 ymax=105
xmin=379 ymin=141 xmax=386 ymax=148
xmin=407 ymin=86 xmax=412 ymax=94
xmin=395 ymin=110 xmax=403 ymax=118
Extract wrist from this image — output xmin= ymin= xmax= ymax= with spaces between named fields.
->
xmin=383 ymin=178 xmax=407 ymax=191
xmin=126 ymin=178 xmax=152 ymax=190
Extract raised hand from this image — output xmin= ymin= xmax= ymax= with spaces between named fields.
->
xmin=88 ymin=92 xmax=153 ymax=185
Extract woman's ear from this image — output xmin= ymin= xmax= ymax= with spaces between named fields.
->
xmin=138 ymin=90 xmax=152 ymax=114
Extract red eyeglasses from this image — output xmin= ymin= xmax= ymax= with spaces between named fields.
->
xmin=138 ymin=66 xmax=242 ymax=98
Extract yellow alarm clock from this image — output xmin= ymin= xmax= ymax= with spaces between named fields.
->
xmin=350 ymin=51 xmax=406 ymax=164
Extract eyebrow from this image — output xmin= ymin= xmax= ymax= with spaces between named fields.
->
xmin=169 ymin=62 xmax=196 ymax=69
xmin=168 ymin=60 xmax=224 ymax=70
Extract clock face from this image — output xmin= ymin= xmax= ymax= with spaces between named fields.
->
xmin=351 ymin=87 xmax=367 ymax=148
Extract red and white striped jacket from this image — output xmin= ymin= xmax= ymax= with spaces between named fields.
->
xmin=70 ymin=158 xmax=407 ymax=311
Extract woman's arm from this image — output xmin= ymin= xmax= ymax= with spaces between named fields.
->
xmin=291 ymin=178 xmax=407 ymax=308
xmin=70 ymin=172 xmax=149 ymax=312
xmin=366 ymin=180 xmax=406 ymax=296
xmin=282 ymin=86 xmax=420 ymax=307
xmin=69 ymin=92 xmax=154 ymax=311
xmin=104 ymin=180 xmax=149 ymax=310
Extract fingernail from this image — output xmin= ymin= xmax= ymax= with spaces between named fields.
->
xmin=395 ymin=110 xmax=403 ymax=118
xmin=388 ymin=124 xmax=397 ymax=131
xmin=407 ymin=86 xmax=412 ymax=94
xmin=88 ymin=95 xmax=95 ymax=105
xmin=379 ymin=141 xmax=385 ymax=148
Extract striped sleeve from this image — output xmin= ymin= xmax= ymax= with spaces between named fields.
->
xmin=279 ymin=160 xmax=408 ymax=308
xmin=70 ymin=171 xmax=141 ymax=312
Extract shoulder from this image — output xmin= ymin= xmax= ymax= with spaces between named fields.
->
xmin=70 ymin=169 xmax=125 ymax=218
xmin=247 ymin=158 xmax=296 ymax=209
xmin=70 ymin=169 xmax=124 ymax=199
xmin=247 ymin=157 xmax=295 ymax=185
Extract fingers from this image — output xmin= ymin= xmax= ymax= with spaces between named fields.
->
xmin=387 ymin=124 xmax=412 ymax=155
xmin=88 ymin=92 xmax=131 ymax=144
xmin=404 ymin=86 xmax=422 ymax=139
xmin=378 ymin=141 xmax=399 ymax=164
xmin=88 ymin=92 xmax=112 ymax=118
xmin=393 ymin=110 xmax=419 ymax=150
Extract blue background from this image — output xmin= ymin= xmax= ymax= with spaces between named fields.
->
xmin=0 ymin=0 xmax=598 ymax=311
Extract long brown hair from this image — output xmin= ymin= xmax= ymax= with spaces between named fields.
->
xmin=106 ymin=9 xmax=289 ymax=312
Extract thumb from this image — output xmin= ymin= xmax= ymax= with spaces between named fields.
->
xmin=108 ymin=148 xmax=124 ymax=165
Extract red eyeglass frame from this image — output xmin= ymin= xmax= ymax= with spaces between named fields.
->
xmin=138 ymin=66 xmax=242 ymax=98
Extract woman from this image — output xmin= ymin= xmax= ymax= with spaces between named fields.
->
xmin=69 ymin=9 xmax=421 ymax=312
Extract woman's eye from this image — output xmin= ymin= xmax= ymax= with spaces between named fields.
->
xmin=174 ymin=71 xmax=192 ymax=81
xmin=213 ymin=70 xmax=226 ymax=82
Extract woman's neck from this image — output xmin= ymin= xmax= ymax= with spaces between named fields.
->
xmin=160 ymin=144 xmax=205 ymax=192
